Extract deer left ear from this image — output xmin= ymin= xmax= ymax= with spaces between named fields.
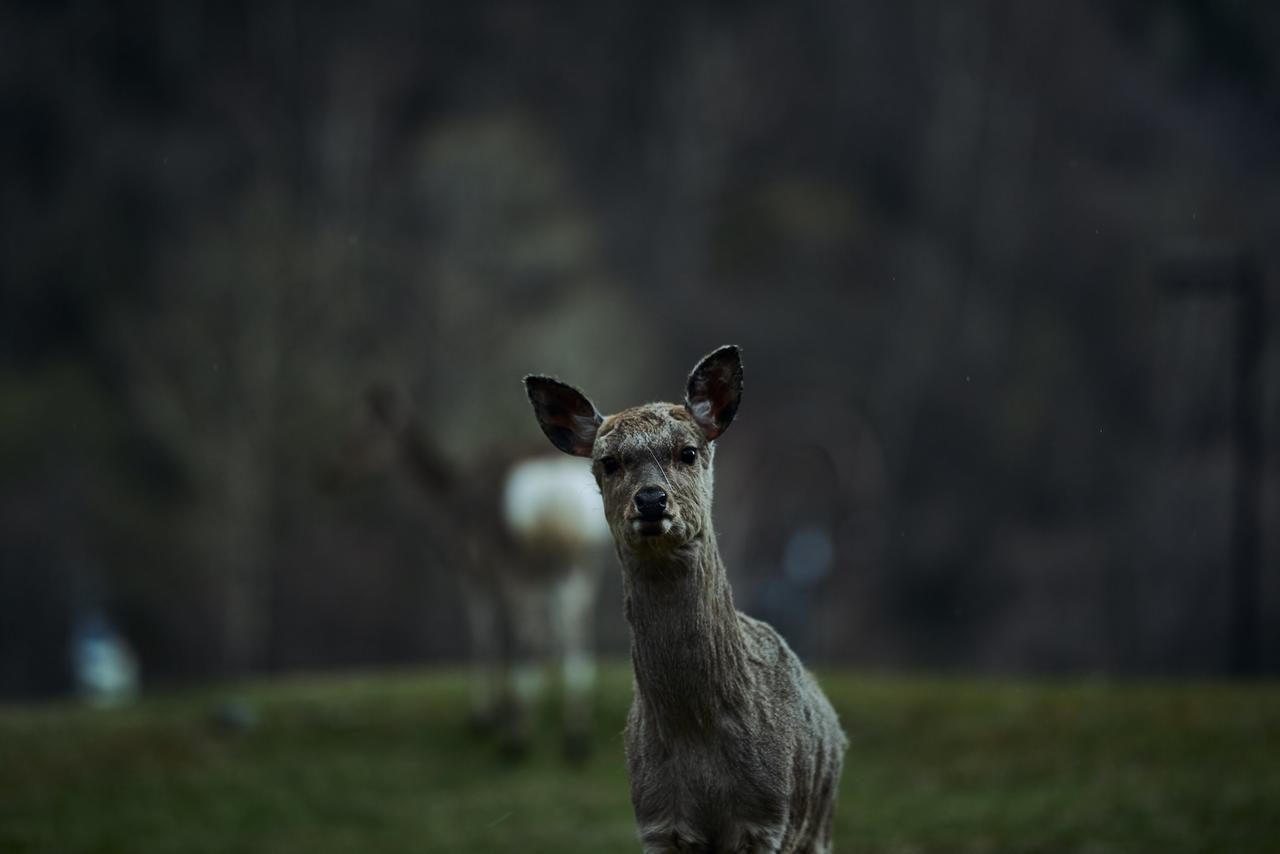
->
xmin=685 ymin=345 xmax=743 ymax=441
xmin=524 ymin=376 xmax=603 ymax=457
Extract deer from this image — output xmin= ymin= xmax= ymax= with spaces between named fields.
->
xmin=320 ymin=383 xmax=610 ymax=760
xmin=525 ymin=345 xmax=847 ymax=853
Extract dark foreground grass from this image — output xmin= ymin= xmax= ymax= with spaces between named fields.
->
xmin=1 ymin=666 xmax=1277 ymax=853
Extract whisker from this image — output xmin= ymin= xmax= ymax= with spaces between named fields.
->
xmin=647 ymin=445 xmax=672 ymax=488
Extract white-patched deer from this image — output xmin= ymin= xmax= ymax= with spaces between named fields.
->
xmin=526 ymin=346 xmax=847 ymax=853
xmin=321 ymin=384 xmax=610 ymax=759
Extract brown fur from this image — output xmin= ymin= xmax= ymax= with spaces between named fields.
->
xmin=526 ymin=347 xmax=847 ymax=853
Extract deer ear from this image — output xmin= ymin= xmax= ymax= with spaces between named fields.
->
xmin=524 ymin=376 xmax=603 ymax=457
xmin=685 ymin=345 xmax=743 ymax=441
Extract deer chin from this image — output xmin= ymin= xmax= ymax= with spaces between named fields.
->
xmin=619 ymin=515 xmax=689 ymax=552
xmin=631 ymin=516 xmax=672 ymax=536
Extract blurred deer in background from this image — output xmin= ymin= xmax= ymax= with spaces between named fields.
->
xmin=320 ymin=383 xmax=610 ymax=760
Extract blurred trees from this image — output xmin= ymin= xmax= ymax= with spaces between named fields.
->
xmin=1 ymin=0 xmax=1277 ymax=693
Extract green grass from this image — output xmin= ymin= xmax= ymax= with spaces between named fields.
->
xmin=1 ymin=666 xmax=1278 ymax=853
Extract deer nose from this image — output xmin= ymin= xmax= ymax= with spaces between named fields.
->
xmin=634 ymin=486 xmax=667 ymax=520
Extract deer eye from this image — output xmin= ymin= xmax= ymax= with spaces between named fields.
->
xmin=601 ymin=456 xmax=620 ymax=475
xmin=679 ymin=446 xmax=697 ymax=465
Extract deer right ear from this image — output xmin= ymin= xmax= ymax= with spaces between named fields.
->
xmin=524 ymin=376 xmax=603 ymax=457
xmin=685 ymin=344 xmax=743 ymax=441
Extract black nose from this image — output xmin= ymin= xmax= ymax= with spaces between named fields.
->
xmin=634 ymin=486 xmax=667 ymax=520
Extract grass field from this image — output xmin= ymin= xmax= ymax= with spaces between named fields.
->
xmin=1 ymin=665 xmax=1277 ymax=853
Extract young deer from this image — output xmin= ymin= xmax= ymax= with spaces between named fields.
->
xmin=321 ymin=384 xmax=610 ymax=759
xmin=526 ymin=346 xmax=847 ymax=853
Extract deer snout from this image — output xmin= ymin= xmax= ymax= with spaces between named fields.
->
xmin=633 ymin=486 xmax=668 ymax=521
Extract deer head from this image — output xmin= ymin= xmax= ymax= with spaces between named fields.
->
xmin=525 ymin=345 xmax=743 ymax=557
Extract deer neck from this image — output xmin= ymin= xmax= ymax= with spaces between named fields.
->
xmin=620 ymin=528 xmax=750 ymax=738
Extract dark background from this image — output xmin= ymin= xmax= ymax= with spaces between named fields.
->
xmin=3 ymin=0 xmax=1278 ymax=697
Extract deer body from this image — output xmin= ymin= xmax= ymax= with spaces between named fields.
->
xmin=503 ymin=456 xmax=610 ymax=572
xmin=526 ymin=348 xmax=847 ymax=853
xmin=490 ymin=454 xmax=609 ymax=755
xmin=323 ymin=386 xmax=609 ymax=758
